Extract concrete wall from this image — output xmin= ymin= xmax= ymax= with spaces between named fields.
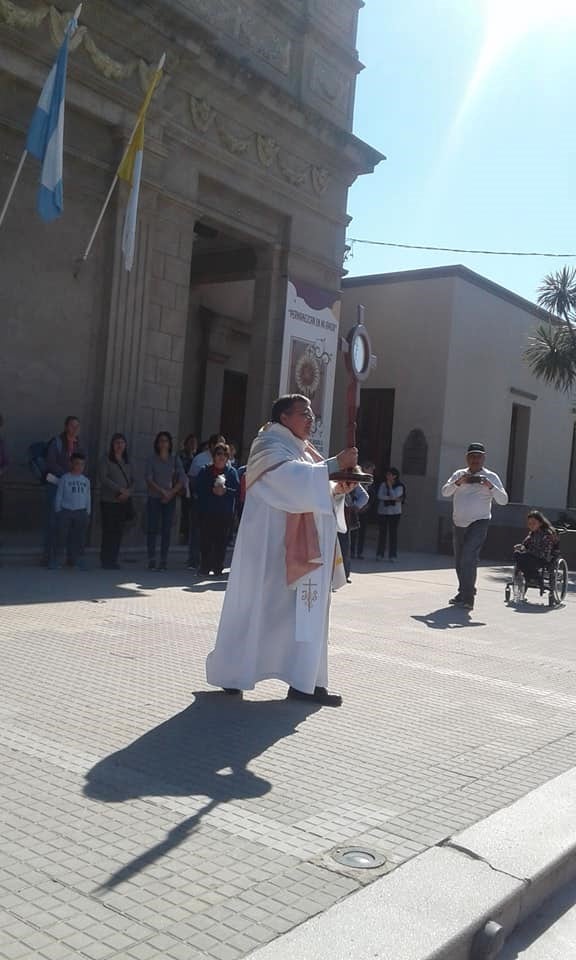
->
xmin=337 ymin=276 xmax=455 ymax=552
xmin=0 ymin=86 xmax=115 ymax=518
xmin=439 ymin=277 xmax=576 ymax=517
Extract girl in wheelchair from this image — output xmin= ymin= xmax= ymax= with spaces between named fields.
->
xmin=513 ymin=510 xmax=559 ymax=580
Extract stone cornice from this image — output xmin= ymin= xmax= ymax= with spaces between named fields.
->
xmin=0 ymin=0 xmax=383 ymax=185
xmin=0 ymin=1 xmax=164 ymax=93
xmin=111 ymin=0 xmax=381 ymax=172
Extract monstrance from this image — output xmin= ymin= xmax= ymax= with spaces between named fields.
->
xmin=330 ymin=304 xmax=376 ymax=484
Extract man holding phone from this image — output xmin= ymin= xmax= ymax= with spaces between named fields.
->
xmin=442 ymin=442 xmax=508 ymax=610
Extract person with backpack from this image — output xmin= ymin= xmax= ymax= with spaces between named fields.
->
xmin=376 ymin=467 xmax=405 ymax=563
xmin=42 ymin=416 xmax=82 ymax=566
xmin=145 ymin=431 xmax=187 ymax=571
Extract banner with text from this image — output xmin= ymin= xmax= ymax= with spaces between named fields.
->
xmin=279 ymin=278 xmax=341 ymax=456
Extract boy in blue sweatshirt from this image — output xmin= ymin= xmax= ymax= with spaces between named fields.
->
xmin=51 ymin=452 xmax=91 ymax=569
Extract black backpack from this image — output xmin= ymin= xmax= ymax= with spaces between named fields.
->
xmin=28 ymin=436 xmax=61 ymax=483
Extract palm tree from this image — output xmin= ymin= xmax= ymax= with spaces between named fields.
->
xmin=525 ymin=266 xmax=576 ymax=392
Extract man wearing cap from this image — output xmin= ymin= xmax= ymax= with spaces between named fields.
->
xmin=441 ymin=443 xmax=508 ymax=610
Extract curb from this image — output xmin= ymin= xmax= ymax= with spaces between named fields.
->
xmin=248 ymin=767 xmax=576 ymax=960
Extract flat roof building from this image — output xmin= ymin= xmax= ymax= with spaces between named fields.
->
xmin=337 ymin=266 xmax=576 ymax=556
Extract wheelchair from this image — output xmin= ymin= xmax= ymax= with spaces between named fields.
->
xmin=505 ymin=530 xmax=569 ymax=607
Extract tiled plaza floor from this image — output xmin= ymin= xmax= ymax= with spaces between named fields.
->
xmin=1 ymin=554 xmax=575 ymax=959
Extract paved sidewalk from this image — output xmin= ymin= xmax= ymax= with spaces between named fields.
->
xmin=0 ymin=554 xmax=575 ymax=960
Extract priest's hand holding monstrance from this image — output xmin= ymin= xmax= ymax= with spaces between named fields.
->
xmin=330 ymin=305 xmax=375 ymax=484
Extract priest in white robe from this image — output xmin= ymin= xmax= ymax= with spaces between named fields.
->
xmin=205 ymin=394 xmax=358 ymax=706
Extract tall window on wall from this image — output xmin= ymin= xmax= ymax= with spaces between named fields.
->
xmin=402 ymin=429 xmax=428 ymax=476
xmin=506 ymin=403 xmax=531 ymax=503
xmin=567 ymin=423 xmax=576 ymax=509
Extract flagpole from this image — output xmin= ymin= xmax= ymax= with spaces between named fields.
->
xmin=0 ymin=4 xmax=82 ymax=232
xmin=75 ymin=51 xmax=165 ymax=275
xmin=0 ymin=150 xmax=28 ymax=230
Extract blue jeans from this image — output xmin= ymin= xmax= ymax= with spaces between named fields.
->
xmin=55 ymin=509 xmax=89 ymax=566
xmin=453 ymin=520 xmax=489 ymax=602
xmin=147 ymin=497 xmax=176 ymax=564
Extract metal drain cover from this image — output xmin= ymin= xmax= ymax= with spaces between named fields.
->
xmin=331 ymin=847 xmax=386 ymax=869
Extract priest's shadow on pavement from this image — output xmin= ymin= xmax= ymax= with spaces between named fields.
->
xmin=411 ymin=607 xmax=487 ymax=629
xmin=84 ymin=691 xmax=320 ymax=893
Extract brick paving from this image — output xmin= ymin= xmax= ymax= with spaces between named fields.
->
xmin=0 ymin=553 xmax=575 ymax=959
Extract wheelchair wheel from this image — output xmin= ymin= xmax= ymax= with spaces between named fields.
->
xmin=512 ymin=570 xmax=526 ymax=604
xmin=551 ymin=558 xmax=568 ymax=605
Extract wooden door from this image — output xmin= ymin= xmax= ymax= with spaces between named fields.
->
xmin=357 ymin=388 xmax=395 ymax=476
xmin=220 ymin=370 xmax=248 ymax=457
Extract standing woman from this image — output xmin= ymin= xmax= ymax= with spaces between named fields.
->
xmin=145 ymin=431 xmax=186 ymax=571
xmin=376 ymin=467 xmax=405 ymax=562
xmin=196 ymin=443 xmax=239 ymax=576
xmin=99 ymin=433 xmax=134 ymax=569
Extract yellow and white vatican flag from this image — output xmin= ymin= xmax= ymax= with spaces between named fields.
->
xmin=118 ymin=57 xmax=164 ymax=271
xmin=77 ymin=54 xmax=165 ymax=271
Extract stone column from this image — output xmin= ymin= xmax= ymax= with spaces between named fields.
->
xmin=98 ymin=184 xmax=157 ymax=456
xmin=135 ymin=197 xmax=196 ymax=461
xmin=244 ymin=243 xmax=288 ymax=440
xmin=98 ymin=178 xmax=196 ymax=496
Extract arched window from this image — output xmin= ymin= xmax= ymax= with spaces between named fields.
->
xmin=402 ymin=429 xmax=428 ymax=476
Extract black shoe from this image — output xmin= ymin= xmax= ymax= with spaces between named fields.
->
xmin=449 ymin=595 xmax=463 ymax=605
xmin=346 ymin=577 xmax=352 ymax=584
xmin=461 ymin=600 xmax=474 ymax=610
xmin=287 ymin=686 xmax=343 ymax=707
xmin=222 ymin=688 xmax=242 ymax=696
xmin=158 ymin=562 xmax=167 ymax=572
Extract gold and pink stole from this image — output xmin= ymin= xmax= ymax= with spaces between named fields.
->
xmin=246 ymin=423 xmax=327 ymax=587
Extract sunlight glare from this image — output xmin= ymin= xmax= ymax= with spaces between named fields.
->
xmin=452 ymin=0 xmax=576 ymax=135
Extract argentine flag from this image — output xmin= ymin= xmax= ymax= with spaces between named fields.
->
xmin=118 ymin=65 xmax=163 ymax=271
xmin=26 ymin=13 xmax=77 ymax=222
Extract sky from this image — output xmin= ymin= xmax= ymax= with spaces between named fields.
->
xmin=347 ymin=0 xmax=576 ymax=303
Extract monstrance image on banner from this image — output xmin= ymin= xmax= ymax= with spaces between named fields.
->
xmin=279 ymin=279 xmax=341 ymax=455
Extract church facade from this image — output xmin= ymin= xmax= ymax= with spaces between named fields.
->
xmin=0 ymin=0 xmax=381 ymax=524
